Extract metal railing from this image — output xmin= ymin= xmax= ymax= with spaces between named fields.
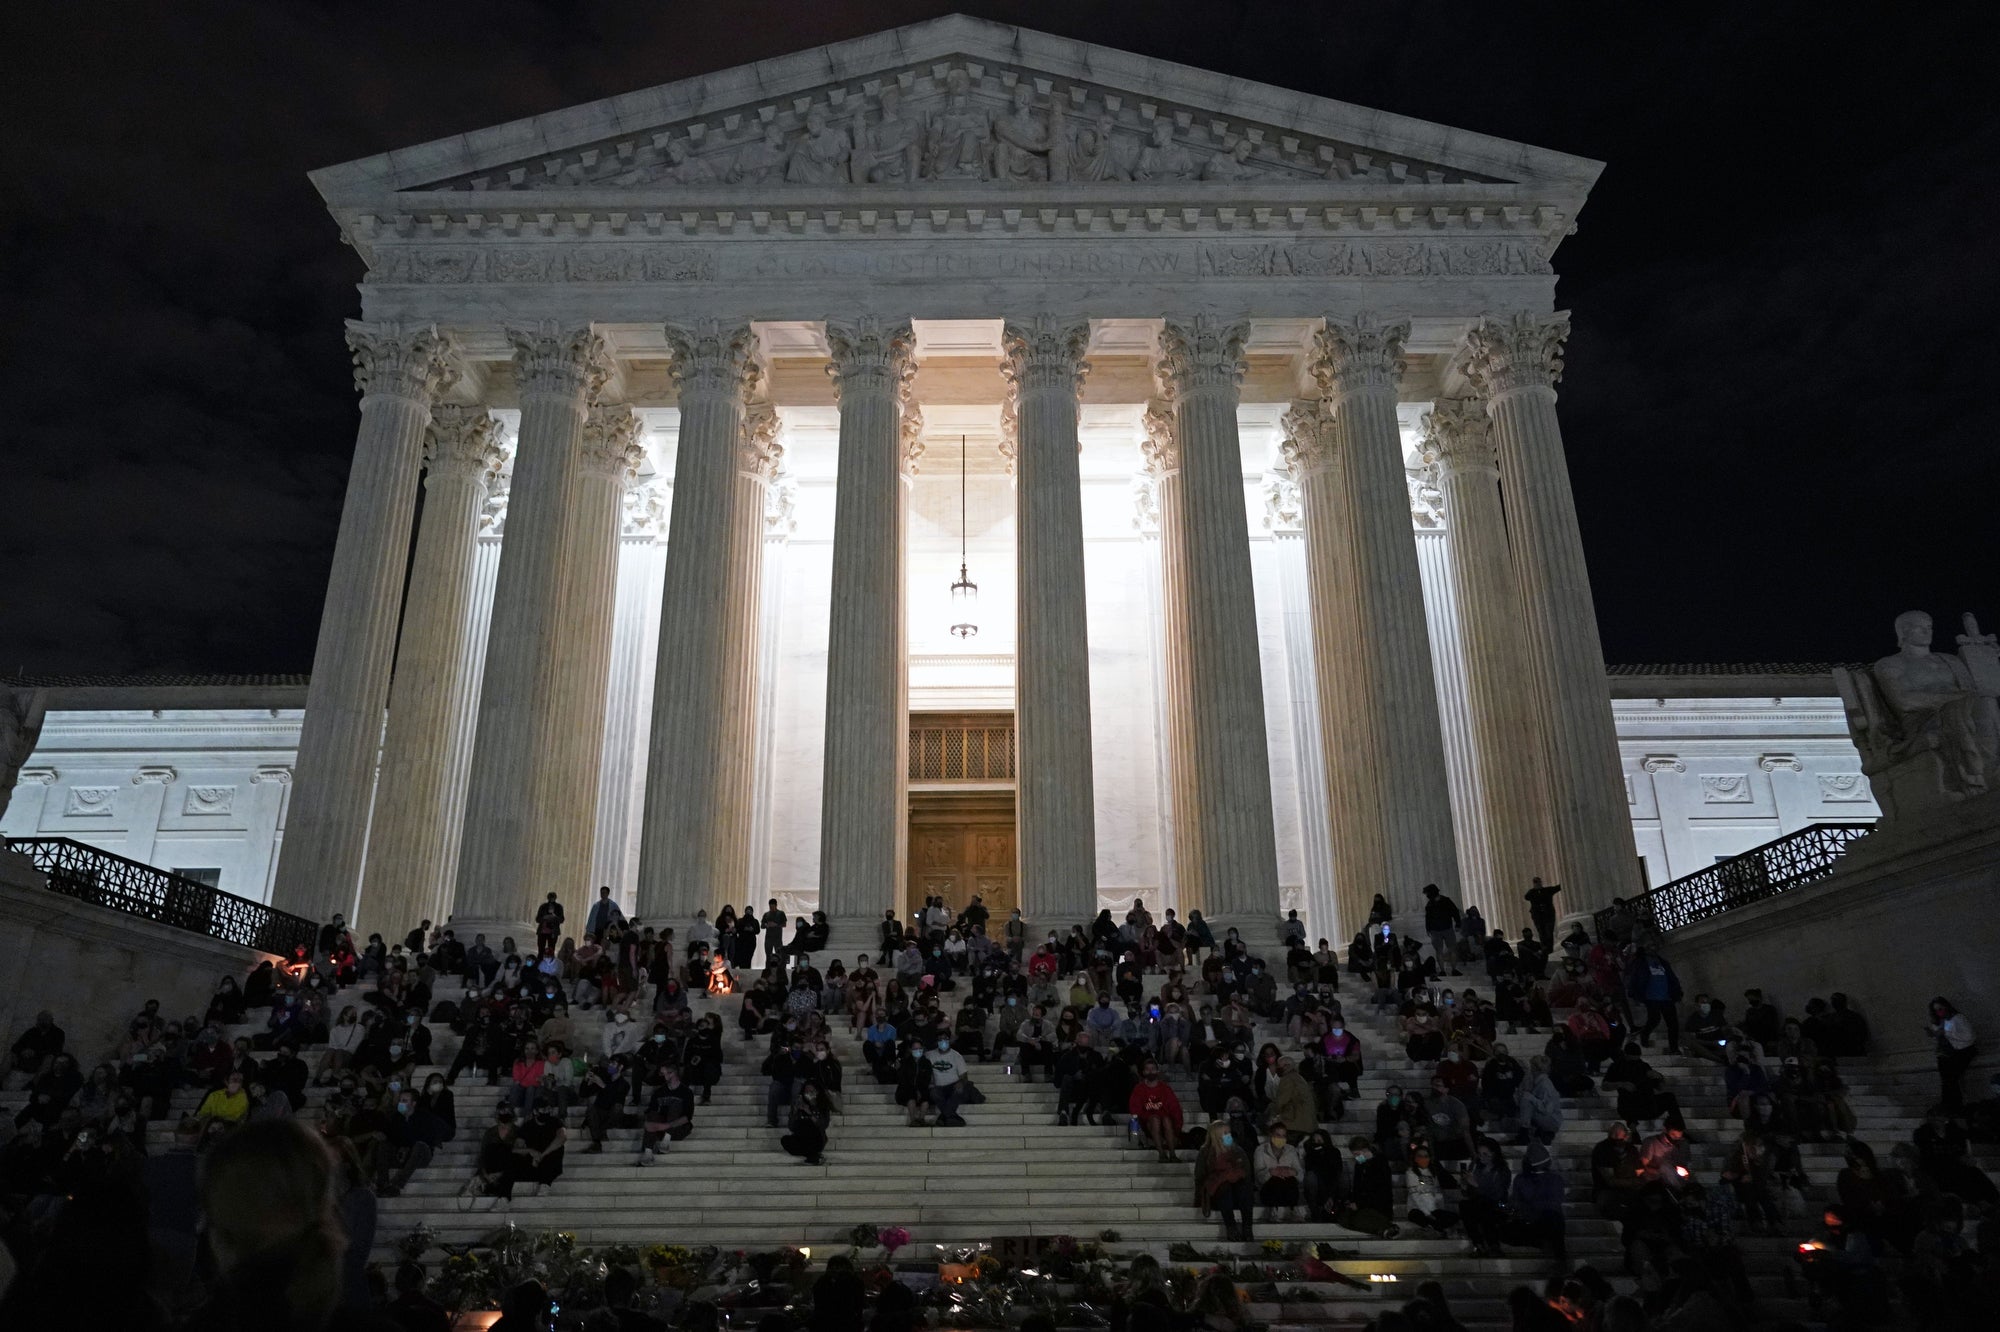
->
xmin=1596 ymin=822 xmax=1875 ymax=938
xmin=6 ymin=836 xmax=318 ymax=958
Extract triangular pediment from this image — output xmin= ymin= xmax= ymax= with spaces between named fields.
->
xmin=312 ymin=14 xmax=1599 ymax=206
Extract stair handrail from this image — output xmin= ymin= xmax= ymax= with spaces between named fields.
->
xmin=5 ymin=835 xmax=318 ymax=958
xmin=1596 ymin=822 xmax=1875 ymax=939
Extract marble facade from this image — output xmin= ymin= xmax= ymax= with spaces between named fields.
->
xmin=0 ymin=17 xmax=1886 ymax=942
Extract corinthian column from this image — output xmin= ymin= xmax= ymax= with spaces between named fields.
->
xmin=1422 ymin=398 xmax=1553 ymax=928
xmin=636 ymin=322 xmax=773 ymax=927
xmin=543 ymin=401 xmax=648 ymax=923
xmin=1307 ymin=315 xmax=1463 ymax=919
xmin=1462 ymin=312 xmax=1636 ymax=914
xmin=451 ymin=324 xmax=613 ymax=940
xmin=271 ymin=322 xmax=458 ymax=925
xmin=1153 ymin=316 xmax=1280 ymax=937
xmin=355 ymin=406 xmax=504 ymax=936
xmin=818 ymin=316 xmax=916 ymax=950
xmin=1002 ymin=316 xmax=1098 ymax=930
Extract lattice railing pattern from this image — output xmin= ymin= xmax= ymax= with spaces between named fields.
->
xmin=1598 ymin=822 xmax=1874 ymax=937
xmin=909 ymin=720 xmax=1016 ymax=780
xmin=6 ymin=837 xmax=318 ymax=958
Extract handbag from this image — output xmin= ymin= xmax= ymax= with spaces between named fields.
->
xmin=958 ymin=1077 xmax=987 ymax=1106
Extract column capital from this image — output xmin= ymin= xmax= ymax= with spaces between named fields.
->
xmin=344 ymin=321 xmax=461 ymax=403
xmin=738 ymin=400 xmax=784 ymax=484
xmin=764 ymin=475 xmax=798 ymax=537
xmin=1139 ymin=397 xmax=1180 ymax=477
xmin=1419 ymin=396 xmax=1498 ymax=477
xmin=132 ymin=765 xmax=177 ymax=786
xmin=823 ymin=316 xmax=915 ymax=402
xmin=622 ymin=478 xmax=670 ymax=537
xmin=1262 ymin=472 xmax=1303 ymax=533
xmin=1155 ymin=315 xmax=1249 ymax=400
xmin=997 ymin=395 xmax=1019 ymax=477
xmin=899 ymin=399 xmax=926 ymax=476
xmin=1278 ymin=397 xmax=1338 ymax=478
xmin=1461 ymin=310 xmax=1571 ymax=400
xmin=665 ymin=319 xmax=762 ymax=402
xmin=580 ymin=402 xmax=647 ymax=481
xmin=424 ymin=405 xmax=507 ymax=482
xmin=1310 ymin=312 xmax=1409 ymax=400
xmin=506 ymin=322 xmax=613 ymax=403
xmin=1000 ymin=315 xmax=1091 ymax=397
xmin=252 ymin=765 xmax=294 ymax=786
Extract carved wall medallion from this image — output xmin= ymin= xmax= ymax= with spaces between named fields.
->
xmin=184 ymin=785 xmax=237 ymax=816
xmin=1818 ymin=773 xmax=1871 ymax=802
xmin=64 ymin=786 xmax=117 ymax=817
xmin=1699 ymin=774 xmax=1753 ymax=804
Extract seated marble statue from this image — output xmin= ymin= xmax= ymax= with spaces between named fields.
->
xmin=1838 ymin=610 xmax=2000 ymax=812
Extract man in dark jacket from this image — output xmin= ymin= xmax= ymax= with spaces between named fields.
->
xmin=1625 ymin=946 xmax=1684 ymax=1055
xmin=1422 ymin=885 xmax=1463 ymax=976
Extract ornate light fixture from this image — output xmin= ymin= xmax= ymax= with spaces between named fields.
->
xmin=949 ymin=434 xmax=979 ymax=639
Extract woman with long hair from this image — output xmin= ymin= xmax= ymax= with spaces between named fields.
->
xmin=194 ymin=1119 xmax=352 ymax=1329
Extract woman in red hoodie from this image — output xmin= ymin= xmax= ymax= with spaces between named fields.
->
xmin=1128 ymin=1059 xmax=1184 ymax=1162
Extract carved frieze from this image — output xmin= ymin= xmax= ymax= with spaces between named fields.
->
xmin=423 ymin=61 xmax=1492 ymax=196
xmin=184 ymin=785 xmax=237 ymax=816
xmin=366 ymin=236 xmax=1550 ymax=285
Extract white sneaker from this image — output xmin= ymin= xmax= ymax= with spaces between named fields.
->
xmin=639 ymin=1149 xmax=656 ymax=1166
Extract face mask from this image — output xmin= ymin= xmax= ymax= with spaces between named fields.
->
xmin=652 ymin=1035 xmax=665 ymax=1044
xmin=1221 ymin=1134 xmax=1234 ymax=1146
xmin=616 ymin=1014 xmax=630 ymax=1023
xmin=406 ymin=1015 xmax=417 ymax=1025
xmin=1388 ymin=1094 xmax=1401 ymax=1106
xmin=390 ymin=1044 xmax=405 ymax=1056
xmin=938 ymin=1041 xmax=950 ymax=1052
xmin=1270 ymin=1135 xmax=1286 ymax=1147
xmin=1007 ymin=997 xmax=1017 ymax=1006
xmin=388 ymin=1079 xmax=403 ymax=1092
xmin=1331 ymin=1027 xmax=1344 ymax=1037
xmin=1447 ymin=1052 xmax=1460 ymax=1062
xmin=398 ymin=1102 xmax=413 ymax=1116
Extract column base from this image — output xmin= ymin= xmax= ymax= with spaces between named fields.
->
xmin=1196 ymin=913 xmax=1286 ymax=956
xmin=436 ymin=916 xmax=537 ymax=954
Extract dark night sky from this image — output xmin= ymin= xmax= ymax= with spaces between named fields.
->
xmin=4 ymin=1 xmax=1996 ymax=675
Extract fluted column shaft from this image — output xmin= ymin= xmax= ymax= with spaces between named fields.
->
xmin=1154 ymin=317 xmax=1281 ymax=933
xmin=817 ymin=318 xmax=916 ymax=941
xmin=271 ymin=322 xmax=458 ymax=925
xmin=544 ymin=402 xmax=648 ymax=927
xmin=1464 ymin=312 xmax=1636 ymax=914
xmin=451 ymin=325 xmax=613 ymax=938
xmin=1425 ymin=399 xmax=1552 ymax=929
xmin=637 ymin=322 xmax=774 ymax=925
xmin=354 ymin=407 xmax=503 ymax=936
xmin=1142 ymin=406 xmax=1199 ymax=912
xmin=1282 ymin=400 xmax=1376 ymax=935
xmin=1003 ymin=317 xmax=1098 ymax=929
xmin=1309 ymin=316 xmax=1463 ymax=919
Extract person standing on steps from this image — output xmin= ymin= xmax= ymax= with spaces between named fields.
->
xmin=761 ymin=899 xmax=788 ymax=967
xmin=584 ymin=886 xmax=624 ymax=941
xmin=1626 ymin=944 xmax=1685 ymax=1055
xmin=1523 ymin=877 xmax=1562 ymax=946
xmin=1422 ymin=885 xmax=1463 ymax=976
xmin=1926 ymin=996 xmax=1978 ymax=1112
xmin=534 ymin=893 xmax=564 ymax=959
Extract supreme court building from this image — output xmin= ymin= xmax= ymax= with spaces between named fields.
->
xmin=25 ymin=17 xmax=1879 ymax=948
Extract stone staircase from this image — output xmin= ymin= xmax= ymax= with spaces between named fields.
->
xmin=12 ymin=963 xmax=1997 ymax=1329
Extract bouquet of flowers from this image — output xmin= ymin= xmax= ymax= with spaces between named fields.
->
xmin=878 ymin=1226 xmax=913 ymax=1258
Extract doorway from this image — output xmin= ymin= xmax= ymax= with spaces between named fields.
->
xmin=907 ymin=790 xmax=1017 ymax=921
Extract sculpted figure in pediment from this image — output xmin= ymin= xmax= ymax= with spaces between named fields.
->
xmin=1134 ymin=120 xmax=1198 ymax=181
xmin=1063 ymin=114 xmax=1130 ymax=181
xmin=849 ymin=86 xmax=924 ymax=184
xmin=611 ymin=138 xmax=716 ymax=187
xmin=991 ymin=84 xmax=1061 ymax=183
xmin=731 ymin=125 xmax=790 ymax=184
xmin=787 ymin=106 xmax=852 ymax=185
xmin=925 ymin=68 xmax=992 ymax=180
xmin=1200 ymin=139 xmax=1262 ymax=182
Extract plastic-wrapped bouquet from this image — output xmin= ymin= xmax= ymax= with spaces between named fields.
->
xmin=878 ymin=1226 xmax=912 ymax=1257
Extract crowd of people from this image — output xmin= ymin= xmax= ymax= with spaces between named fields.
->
xmin=0 ymin=878 xmax=1995 ymax=1330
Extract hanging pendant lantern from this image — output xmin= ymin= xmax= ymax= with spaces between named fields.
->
xmin=949 ymin=434 xmax=978 ymax=639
